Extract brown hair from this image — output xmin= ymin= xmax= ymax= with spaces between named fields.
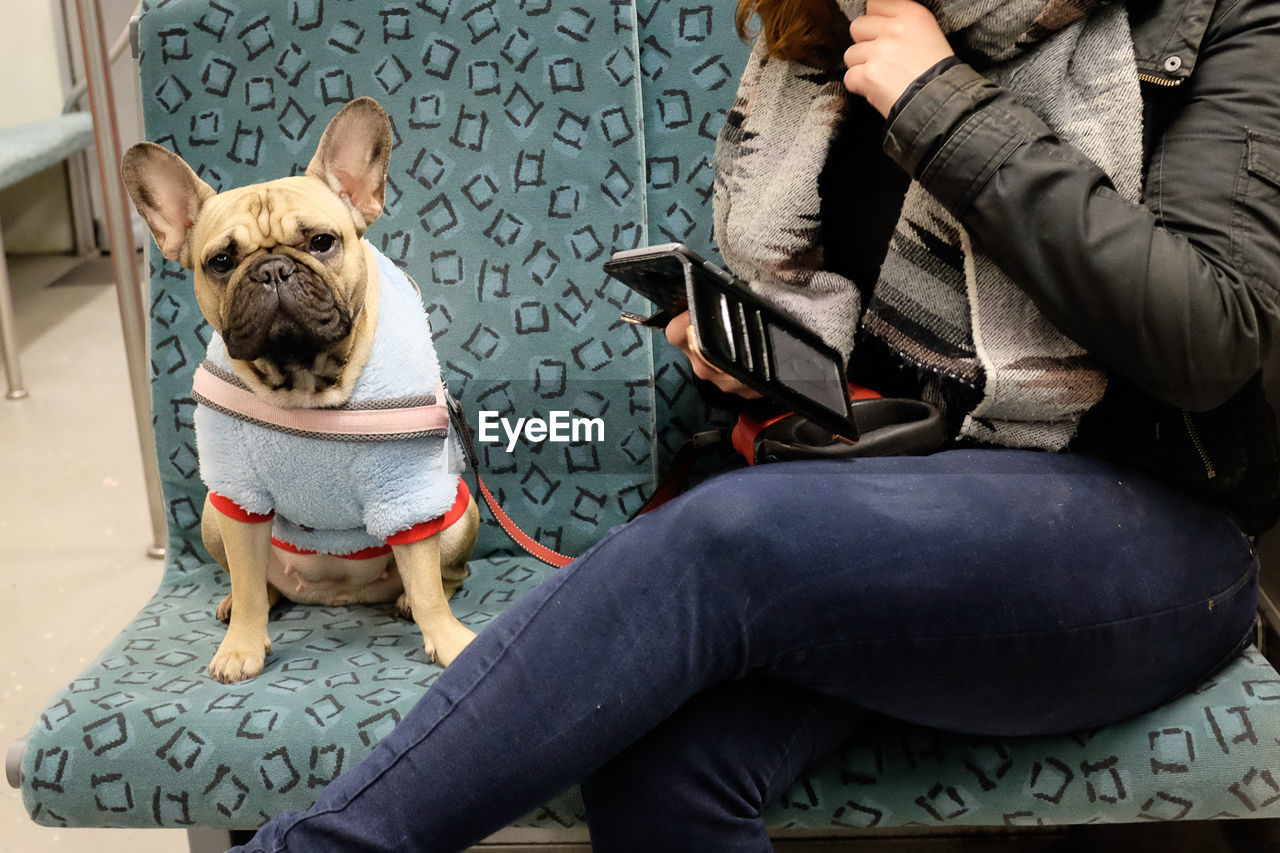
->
xmin=735 ymin=0 xmax=849 ymax=67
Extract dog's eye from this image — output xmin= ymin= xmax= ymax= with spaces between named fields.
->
xmin=208 ymin=254 xmax=234 ymax=274
xmin=309 ymin=234 xmax=337 ymax=254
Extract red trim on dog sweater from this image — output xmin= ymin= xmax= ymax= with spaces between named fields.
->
xmin=269 ymin=539 xmax=393 ymax=561
xmin=385 ymin=479 xmax=472 ymax=546
xmin=209 ymin=478 xmax=471 ymax=552
xmin=208 ymin=491 xmax=275 ymax=523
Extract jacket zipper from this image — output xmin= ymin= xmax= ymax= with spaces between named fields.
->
xmin=1136 ymin=73 xmax=1182 ymax=88
xmin=1182 ymin=410 xmax=1217 ymax=480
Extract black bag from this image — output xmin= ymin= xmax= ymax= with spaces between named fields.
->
xmin=735 ymin=393 xmax=947 ymax=465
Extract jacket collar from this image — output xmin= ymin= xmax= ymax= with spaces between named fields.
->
xmin=1127 ymin=0 xmax=1216 ymax=84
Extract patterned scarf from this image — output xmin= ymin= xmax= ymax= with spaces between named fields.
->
xmin=713 ymin=0 xmax=1143 ymax=449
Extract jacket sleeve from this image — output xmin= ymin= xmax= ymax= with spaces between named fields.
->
xmin=881 ymin=0 xmax=1280 ymax=411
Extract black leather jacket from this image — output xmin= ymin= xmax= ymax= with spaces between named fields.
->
xmin=840 ymin=0 xmax=1280 ymax=533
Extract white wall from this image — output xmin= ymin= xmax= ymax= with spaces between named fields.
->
xmin=0 ymin=0 xmax=66 ymax=124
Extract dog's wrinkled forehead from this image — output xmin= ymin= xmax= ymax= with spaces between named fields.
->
xmin=195 ymin=177 xmax=353 ymax=260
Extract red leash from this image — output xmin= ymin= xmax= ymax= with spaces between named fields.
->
xmin=448 ymin=394 xmax=725 ymax=569
xmin=471 ymin=473 xmax=575 ymax=568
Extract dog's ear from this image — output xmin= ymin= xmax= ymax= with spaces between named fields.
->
xmin=306 ymin=97 xmax=393 ymax=234
xmin=121 ymin=143 xmax=216 ymax=268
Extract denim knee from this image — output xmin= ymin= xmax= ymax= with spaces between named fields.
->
xmin=642 ymin=467 xmax=802 ymax=574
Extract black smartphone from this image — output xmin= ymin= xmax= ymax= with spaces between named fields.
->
xmin=603 ymin=243 xmax=858 ymax=442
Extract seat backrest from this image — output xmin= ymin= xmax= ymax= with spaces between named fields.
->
xmin=139 ymin=0 xmax=752 ymax=562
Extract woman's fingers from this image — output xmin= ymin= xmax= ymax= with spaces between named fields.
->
xmin=848 ymin=15 xmax=879 ymax=44
xmin=664 ymin=310 xmax=690 ymax=349
xmin=664 ymin=311 xmax=762 ymax=398
xmin=842 ymin=0 xmax=953 ymax=116
xmin=866 ymin=0 xmax=916 ymax=15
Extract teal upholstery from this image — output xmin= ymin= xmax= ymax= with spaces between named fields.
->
xmin=16 ymin=0 xmax=1280 ymax=835
xmin=0 ymin=113 xmax=93 ymax=190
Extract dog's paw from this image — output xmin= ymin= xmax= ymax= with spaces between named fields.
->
xmin=208 ymin=634 xmax=271 ymax=683
xmin=394 ymin=592 xmax=412 ymax=621
xmin=423 ymin=621 xmax=476 ymax=667
xmin=215 ymin=593 xmax=233 ymax=624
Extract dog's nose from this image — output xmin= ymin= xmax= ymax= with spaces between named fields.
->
xmin=250 ymin=257 xmax=297 ymax=286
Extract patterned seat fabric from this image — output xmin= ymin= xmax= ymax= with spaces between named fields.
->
xmin=18 ymin=0 xmax=1280 ymax=833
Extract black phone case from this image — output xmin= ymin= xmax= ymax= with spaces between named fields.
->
xmin=603 ymin=245 xmax=859 ymax=441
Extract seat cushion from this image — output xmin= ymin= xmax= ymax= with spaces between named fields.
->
xmin=0 ymin=114 xmax=93 ymax=189
xmin=20 ymin=553 xmax=1280 ymax=829
xmin=20 ymin=554 xmax=571 ymax=829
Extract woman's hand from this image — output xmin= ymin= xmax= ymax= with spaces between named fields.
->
xmin=664 ymin=310 xmax=763 ymax=399
xmin=843 ymin=0 xmax=954 ymax=118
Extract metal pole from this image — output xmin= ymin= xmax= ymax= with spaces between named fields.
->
xmin=0 ymin=229 xmax=28 ymax=399
xmin=73 ymin=0 xmax=167 ymax=560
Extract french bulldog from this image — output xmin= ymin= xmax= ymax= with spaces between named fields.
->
xmin=122 ymin=97 xmax=479 ymax=683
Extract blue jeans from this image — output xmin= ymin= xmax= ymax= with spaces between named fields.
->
xmin=230 ymin=449 xmax=1259 ymax=852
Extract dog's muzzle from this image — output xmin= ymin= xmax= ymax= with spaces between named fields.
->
xmin=223 ymin=255 xmax=352 ymax=364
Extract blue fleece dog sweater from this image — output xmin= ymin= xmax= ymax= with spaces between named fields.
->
xmin=194 ymin=243 xmax=465 ymax=555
